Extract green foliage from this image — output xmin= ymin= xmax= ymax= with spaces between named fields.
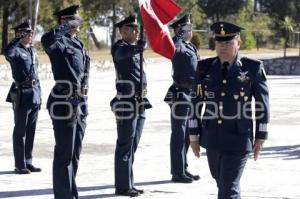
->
xmin=198 ymin=0 xmax=247 ymax=21
xmin=241 ymin=31 xmax=255 ymax=49
xmin=208 ymin=37 xmax=215 ymax=50
xmin=175 ymin=0 xmax=205 ymax=25
xmin=250 ymin=13 xmax=273 ymax=49
xmin=1 ymin=0 xmax=299 ymax=51
xmin=260 ymin=0 xmax=300 ymax=39
xmin=191 ymin=33 xmax=202 ymax=50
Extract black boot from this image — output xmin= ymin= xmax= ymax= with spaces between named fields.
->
xmin=185 ymin=170 xmax=200 ymax=181
xmin=15 ymin=168 xmax=31 ymax=174
xmin=115 ymin=189 xmax=140 ymax=197
xmin=171 ymin=175 xmax=193 ymax=183
xmin=27 ymin=164 xmax=42 ymax=172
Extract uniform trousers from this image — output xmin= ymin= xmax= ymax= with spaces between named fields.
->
xmin=114 ymin=108 xmax=145 ymax=190
xmin=206 ymin=149 xmax=249 ymax=199
xmin=13 ymin=104 xmax=39 ymax=169
xmin=170 ymin=102 xmax=190 ymax=176
xmin=49 ymin=103 xmax=87 ymax=199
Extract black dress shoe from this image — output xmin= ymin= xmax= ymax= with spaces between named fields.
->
xmin=14 ymin=168 xmax=31 ymax=174
xmin=185 ymin=170 xmax=200 ymax=181
xmin=171 ymin=175 xmax=193 ymax=183
xmin=27 ymin=164 xmax=42 ymax=172
xmin=115 ymin=189 xmax=139 ymax=197
xmin=133 ymin=187 xmax=144 ymax=194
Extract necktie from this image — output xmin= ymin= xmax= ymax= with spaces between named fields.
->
xmin=222 ymin=62 xmax=229 ymax=78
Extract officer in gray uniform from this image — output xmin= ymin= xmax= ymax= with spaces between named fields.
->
xmin=41 ymin=4 xmax=90 ymax=199
xmin=110 ymin=14 xmax=151 ymax=197
xmin=189 ymin=22 xmax=270 ymax=199
xmin=4 ymin=20 xmax=41 ymax=174
xmin=164 ymin=14 xmax=200 ymax=183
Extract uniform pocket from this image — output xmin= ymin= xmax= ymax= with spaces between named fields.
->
xmin=65 ymin=47 xmax=75 ymax=55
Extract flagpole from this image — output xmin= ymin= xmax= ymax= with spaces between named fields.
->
xmin=139 ymin=24 xmax=144 ymax=102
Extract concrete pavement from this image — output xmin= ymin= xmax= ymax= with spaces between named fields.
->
xmin=0 ymin=58 xmax=300 ymax=199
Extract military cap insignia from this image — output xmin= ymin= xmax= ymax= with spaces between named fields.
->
xmin=220 ymin=24 xmax=225 ymax=35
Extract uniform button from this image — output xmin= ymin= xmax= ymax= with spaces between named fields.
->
xmin=219 ymin=106 xmax=223 ymax=110
xmin=221 ymin=92 xmax=225 ymax=96
xmin=218 ymin=119 xmax=222 ymax=124
xmin=222 ymin=80 xmax=227 ymax=84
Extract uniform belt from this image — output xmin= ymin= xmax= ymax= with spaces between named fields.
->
xmin=15 ymin=79 xmax=39 ymax=87
xmin=174 ymin=82 xmax=193 ymax=90
xmin=117 ymin=89 xmax=147 ymax=99
xmin=54 ymin=84 xmax=88 ymax=97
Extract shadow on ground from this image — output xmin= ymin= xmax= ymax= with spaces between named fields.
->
xmin=259 ymin=144 xmax=300 ymax=160
xmin=199 ymin=145 xmax=300 ymax=161
xmin=0 ymin=180 xmax=173 ymax=198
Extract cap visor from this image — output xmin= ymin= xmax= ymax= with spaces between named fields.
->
xmin=215 ymin=35 xmax=237 ymax=41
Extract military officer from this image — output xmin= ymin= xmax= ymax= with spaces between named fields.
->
xmin=110 ymin=14 xmax=152 ymax=197
xmin=164 ymin=14 xmax=200 ymax=183
xmin=41 ymin=4 xmax=90 ymax=199
xmin=4 ymin=20 xmax=42 ymax=174
xmin=189 ymin=22 xmax=270 ymax=199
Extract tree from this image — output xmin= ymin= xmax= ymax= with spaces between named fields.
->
xmin=260 ymin=0 xmax=300 ymax=24
xmin=81 ymin=0 xmax=137 ymax=46
xmin=1 ymin=0 xmax=35 ymax=53
xmin=281 ymin=16 xmax=295 ymax=57
xmin=260 ymin=0 xmax=300 ymax=47
xmin=175 ymin=0 xmax=205 ymax=28
xmin=198 ymin=0 xmax=247 ymax=21
xmin=225 ymin=0 xmax=272 ymax=50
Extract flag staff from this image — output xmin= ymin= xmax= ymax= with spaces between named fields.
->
xmin=139 ymin=24 xmax=144 ymax=102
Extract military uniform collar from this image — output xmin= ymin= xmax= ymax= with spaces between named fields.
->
xmin=215 ymin=54 xmax=243 ymax=69
xmin=235 ymin=54 xmax=243 ymax=67
xmin=18 ymin=42 xmax=33 ymax=51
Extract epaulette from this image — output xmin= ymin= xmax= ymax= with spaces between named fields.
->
xmin=241 ymin=57 xmax=262 ymax=65
xmin=111 ymin=39 xmax=127 ymax=53
xmin=240 ymin=57 xmax=263 ymax=74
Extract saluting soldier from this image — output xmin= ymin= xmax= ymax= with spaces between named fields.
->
xmin=41 ymin=4 xmax=90 ymax=199
xmin=189 ymin=22 xmax=270 ymax=199
xmin=164 ymin=14 xmax=200 ymax=183
xmin=110 ymin=14 xmax=151 ymax=197
xmin=4 ymin=20 xmax=42 ymax=174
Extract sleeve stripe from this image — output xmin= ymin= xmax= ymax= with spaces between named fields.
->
xmin=189 ymin=135 xmax=199 ymax=142
xmin=259 ymin=123 xmax=268 ymax=132
xmin=188 ymin=119 xmax=198 ymax=128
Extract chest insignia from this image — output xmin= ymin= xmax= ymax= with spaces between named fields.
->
xmin=237 ymin=71 xmax=249 ymax=82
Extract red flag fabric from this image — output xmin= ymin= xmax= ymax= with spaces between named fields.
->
xmin=139 ymin=0 xmax=181 ymax=59
xmin=150 ymin=0 xmax=181 ymax=25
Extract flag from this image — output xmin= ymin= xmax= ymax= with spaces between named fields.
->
xmin=139 ymin=0 xmax=181 ymax=59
